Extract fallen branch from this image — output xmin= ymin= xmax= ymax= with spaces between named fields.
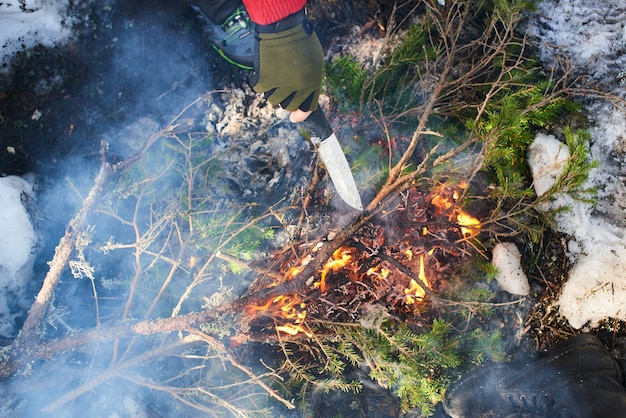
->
xmin=11 ymin=141 xmax=113 ymax=357
xmin=2 ymin=115 xmax=184 ymax=376
xmin=0 ymin=306 xmax=218 ymax=378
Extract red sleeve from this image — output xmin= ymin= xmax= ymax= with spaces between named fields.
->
xmin=242 ymin=0 xmax=307 ymax=25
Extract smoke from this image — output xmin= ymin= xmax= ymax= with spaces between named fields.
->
xmin=14 ymin=0 xmax=626 ymax=415
xmin=0 ymin=0 xmax=253 ymax=415
xmin=0 ymin=0 xmax=323 ymax=415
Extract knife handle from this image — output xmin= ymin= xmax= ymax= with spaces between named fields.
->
xmin=304 ymin=106 xmax=333 ymax=142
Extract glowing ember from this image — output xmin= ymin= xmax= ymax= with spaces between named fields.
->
xmin=405 ymin=254 xmax=430 ymax=304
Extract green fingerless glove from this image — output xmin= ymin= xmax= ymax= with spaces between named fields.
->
xmin=251 ymin=16 xmax=323 ymax=112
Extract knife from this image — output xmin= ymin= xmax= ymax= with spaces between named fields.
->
xmin=304 ymin=106 xmax=363 ymax=212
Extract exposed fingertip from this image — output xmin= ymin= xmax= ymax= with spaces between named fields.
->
xmin=290 ymin=109 xmax=312 ymax=123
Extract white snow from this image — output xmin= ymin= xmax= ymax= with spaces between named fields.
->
xmin=491 ymin=243 xmax=530 ymax=296
xmin=525 ymin=0 xmax=626 ymax=329
xmin=527 ymin=133 xmax=626 ymax=328
xmin=526 ymin=0 xmax=626 ymax=84
xmin=0 ymin=0 xmax=69 ymax=335
xmin=0 ymin=176 xmax=37 ymax=337
xmin=0 ymin=0 xmax=73 ymax=71
xmin=527 ymin=133 xmax=570 ymax=198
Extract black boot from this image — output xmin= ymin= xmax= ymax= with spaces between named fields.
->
xmin=443 ymin=334 xmax=626 ymax=417
xmin=188 ymin=0 xmax=254 ymax=69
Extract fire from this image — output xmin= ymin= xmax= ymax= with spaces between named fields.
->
xmin=317 ymin=246 xmax=355 ymax=293
xmin=366 ymin=265 xmax=390 ymax=279
xmin=431 ymin=182 xmax=481 ymax=237
xmin=405 ymin=254 xmax=430 ymax=304
xmin=246 ymin=294 xmax=312 ymax=337
xmin=245 ymin=295 xmax=305 ymax=317
xmin=276 ymin=323 xmax=311 ymax=337
xmin=243 ymin=182 xmax=482 ymax=337
xmin=246 ymin=245 xmax=359 ymax=338
xmin=403 ymin=248 xmax=413 ymax=260
xmin=283 ymin=242 xmax=323 ymax=281
xmin=457 ymin=211 xmax=481 ymax=237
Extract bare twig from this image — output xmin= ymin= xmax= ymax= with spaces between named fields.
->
xmin=186 ymin=329 xmax=296 ymax=410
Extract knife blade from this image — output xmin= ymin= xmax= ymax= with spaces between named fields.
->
xmin=304 ymin=106 xmax=363 ymax=212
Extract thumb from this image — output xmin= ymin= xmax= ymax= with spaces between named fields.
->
xmin=289 ymin=109 xmax=313 ymax=123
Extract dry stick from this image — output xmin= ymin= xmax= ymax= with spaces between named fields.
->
xmin=145 ymin=227 xmax=188 ymax=319
xmin=121 ymin=376 xmax=246 ymax=417
xmin=121 ymin=193 xmax=145 ymax=320
xmin=296 ymin=157 xmax=321 ymax=236
xmin=384 ymin=3 xmax=463 ymax=182
xmin=118 ymin=224 xmax=184 ymax=363
xmin=367 ymin=52 xmax=454 ymax=210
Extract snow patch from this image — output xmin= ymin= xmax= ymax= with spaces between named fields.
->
xmin=0 ymin=0 xmax=74 ymax=70
xmin=528 ymin=133 xmax=626 ymax=329
xmin=527 ymin=134 xmax=570 ymax=197
xmin=526 ymin=0 xmax=626 ymax=329
xmin=0 ymin=175 xmax=38 ymax=337
xmin=558 ymin=229 xmax=626 ymax=329
xmin=492 ymin=242 xmax=530 ymax=296
xmin=526 ymin=0 xmax=626 ymax=85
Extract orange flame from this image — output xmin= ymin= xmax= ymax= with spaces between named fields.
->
xmin=317 ymin=246 xmax=354 ymax=293
xmin=366 ymin=265 xmax=390 ymax=279
xmin=431 ymin=183 xmax=481 ymax=237
xmin=405 ymin=254 xmax=430 ymax=304
xmin=276 ymin=323 xmax=312 ymax=337
xmin=246 ymin=294 xmax=311 ymax=337
xmin=457 ymin=211 xmax=481 ymax=237
xmin=283 ymin=243 xmax=323 ymax=281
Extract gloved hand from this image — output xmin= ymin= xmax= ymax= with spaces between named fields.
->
xmin=251 ymin=16 xmax=323 ymax=114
